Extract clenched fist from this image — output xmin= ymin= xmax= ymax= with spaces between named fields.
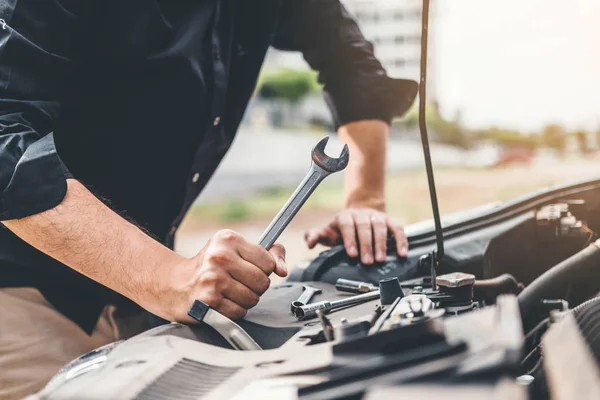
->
xmin=142 ymin=229 xmax=287 ymax=322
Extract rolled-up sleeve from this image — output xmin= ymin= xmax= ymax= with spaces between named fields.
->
xmin=0 ymin=1 xmax=82 ymax=220
xmin=272 ymin=0 xmax=418 ymax=129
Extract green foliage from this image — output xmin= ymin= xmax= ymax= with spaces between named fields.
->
xmin=218 ymin=200 xmax=251 ymax=222
xmin=258 ymin=69 xmax=320 ymax=103
xmin=394 ymin=102 xmax=473 ymax=149
xmin=477 ymin=127 xmax=539 ymax=149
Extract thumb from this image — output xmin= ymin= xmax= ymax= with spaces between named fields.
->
xmin=269 ymin=243 xmax=287 ymax=277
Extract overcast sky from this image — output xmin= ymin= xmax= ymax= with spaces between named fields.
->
xmin=434 ymin=0 xmax=600 ymax=131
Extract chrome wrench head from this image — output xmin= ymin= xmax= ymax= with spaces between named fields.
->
xmin=258 ymin=136 xmax=350 ymax=250
xmin=312 ymin=136 xmax=350 ymax=174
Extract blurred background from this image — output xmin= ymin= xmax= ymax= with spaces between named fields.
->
xmin=176 ymin=0 xmax=600 ymax=270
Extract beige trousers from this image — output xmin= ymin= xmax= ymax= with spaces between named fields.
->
xmin=0 ymin=288 xmax=125 ymax=400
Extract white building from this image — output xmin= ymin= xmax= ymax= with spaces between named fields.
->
xmin=343 ymin=0 xmax=424 ymax=81
xmin=258 ymin=0 xmax=435 ymax=129
xmin=264 ymin=0 xmax=432 ymax=88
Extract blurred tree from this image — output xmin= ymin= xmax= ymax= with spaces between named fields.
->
xmin=393 ymin=102 xmax=473 ymax=149
xmin=573 ymin=130 xmax=589 ymax=154
xmin=541 ymin=123 xmax=567 ymax=155
xmin=478 ymin=127 xmax=539 ymax=150
xmin=258 ymin=69 xmax=320 ymax=103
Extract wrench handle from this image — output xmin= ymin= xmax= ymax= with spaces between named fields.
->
xmin=258 ymin=164 xmax=327 ymax=249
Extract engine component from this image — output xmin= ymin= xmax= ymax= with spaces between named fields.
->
xmin=335 ymin=320 xmax=371 ymax=342
xmin=473 ymin=273 xmax=523 ymax=304
xmin=519 ymin=239 xmax=600 ymax=331
xmin=536 ymin=201 xmax=588 ymax=242
xmin=419 ymin=253 xmax=438 ymax=291
xmin=316 ymin=310 xmax=335 ymax=342
xmin=436 ymin=272 xmax=475 ymax=288
xmin=379 ymin=277 xmax=405 ymax=305
xmin=539 ymin=306 xmax=600 ymax=400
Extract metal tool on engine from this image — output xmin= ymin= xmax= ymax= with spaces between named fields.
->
xmin=294 ymin=290 xmax=381 ymax=320
xmin=291 ymin=285 xmax=322 ymax=313
xmin=258 ymin=136 xmax=349 ymax=250
xmin=335 ymin=278 xmax=378 ymax=294
xmin=186 ymin=137 xmax=348 ymax=349
xmin=187 ymin=300 xmax=262 ymax=351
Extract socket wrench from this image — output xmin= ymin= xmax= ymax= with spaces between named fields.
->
xmin=291 ymin=284 xmax=322 ymax=313
xmin=294 ymin=290 xmax=381 ymax=320
xmin=336 ymin=278 xmax=378 ymax=294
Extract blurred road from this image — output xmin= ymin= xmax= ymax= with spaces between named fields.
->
xmin=199 ymin=129 xmax=497 ymax=201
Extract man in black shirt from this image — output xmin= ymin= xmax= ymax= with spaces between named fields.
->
xmin=0 ymin=1 xmax=417 ymax=396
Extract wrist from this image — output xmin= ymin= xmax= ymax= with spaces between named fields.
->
xmin=128 ymin=234 xmax=188 ymax=313
xmin=344 ymin=194 xmax=386 ymax=211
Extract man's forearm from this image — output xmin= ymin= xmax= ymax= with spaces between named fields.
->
xmin=338 ymin=120 xmax=388 ymax=210
xmin=1 ymin=179 xmax=184 ymax=309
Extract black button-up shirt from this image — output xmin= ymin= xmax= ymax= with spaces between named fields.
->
xmin=0 ymin=0 xmax=417 ymax=332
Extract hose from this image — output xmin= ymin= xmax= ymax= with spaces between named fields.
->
xmin=571 ymin=295 xmax=600 ymax=317
xmin=473 ymin=273 xmax=523 ymax=303
xmin=518 ymin=240 xmax=600 ymax=330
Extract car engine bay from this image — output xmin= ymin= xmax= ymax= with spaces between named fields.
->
xmin=32 ymin=182 xmax=600 ymax=400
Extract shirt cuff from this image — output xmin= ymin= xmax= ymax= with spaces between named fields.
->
xmin=324 ymin=77 xmax=418 ymax=130
xmin=0 ymin=133 xmax=69 ymax=220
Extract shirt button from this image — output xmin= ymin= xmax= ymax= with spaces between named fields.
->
xmin=213 ymin=116 xmax=221 ymax=126
xmin=192 ymin=172 xmax=200 ymax=183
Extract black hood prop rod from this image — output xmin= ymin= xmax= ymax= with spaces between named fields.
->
xmin=417 ymin=0 xmax=444 ymax=290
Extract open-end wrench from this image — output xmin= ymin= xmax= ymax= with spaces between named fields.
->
xmin=186 ymin=137 xmax=348 ymax=349
xmin=258 ymin=136 xmax=349 ymax=250
xmin=291 ymin=284 xmax=322 ymax=313
xmin=188 ymin=300 xmax=262 ymax=351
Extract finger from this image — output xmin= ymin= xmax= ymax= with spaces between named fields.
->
xmin=269 ymin=243 xmax=288 ymax=277
xmin=305 ymin=226 xmax=341 ymax=248
xmin=319 ymin=226 xmax=342 ymax=247
xmin=304 ymin=228 xmax=321 ymax=249
xmin=214 ymin=298 xmax=248 ymax=320
xmin=228 ymin=259 xmax=271 ymax=295
xmin=371 ymin=214 xmax=389 ymax=262
xmin=337 ymin=212 xmax=358 ymax=258
xmin=236 ymin=241 xmax=277 ymax=275
xmin=388 ymin=220 xmax=408 ymax=257
xmin=223 ymin=280 xmax=261 ymax=309
xmin=355 ymin=213 xmax=374 ymax=264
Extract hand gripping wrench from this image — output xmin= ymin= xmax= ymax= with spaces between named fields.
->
xmin=187 ymin=137 xmax=348 ymax=350
xmin=258 ymin=136 xmax=350 ymax=250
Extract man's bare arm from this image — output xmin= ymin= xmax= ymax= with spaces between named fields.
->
xmin=339 ymin=120 xmax=388 ymax=211
xmin=305 ymin=120 xmax=408 ymax=264
xmin=2 ymin=179 xmax=286 ymax=321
